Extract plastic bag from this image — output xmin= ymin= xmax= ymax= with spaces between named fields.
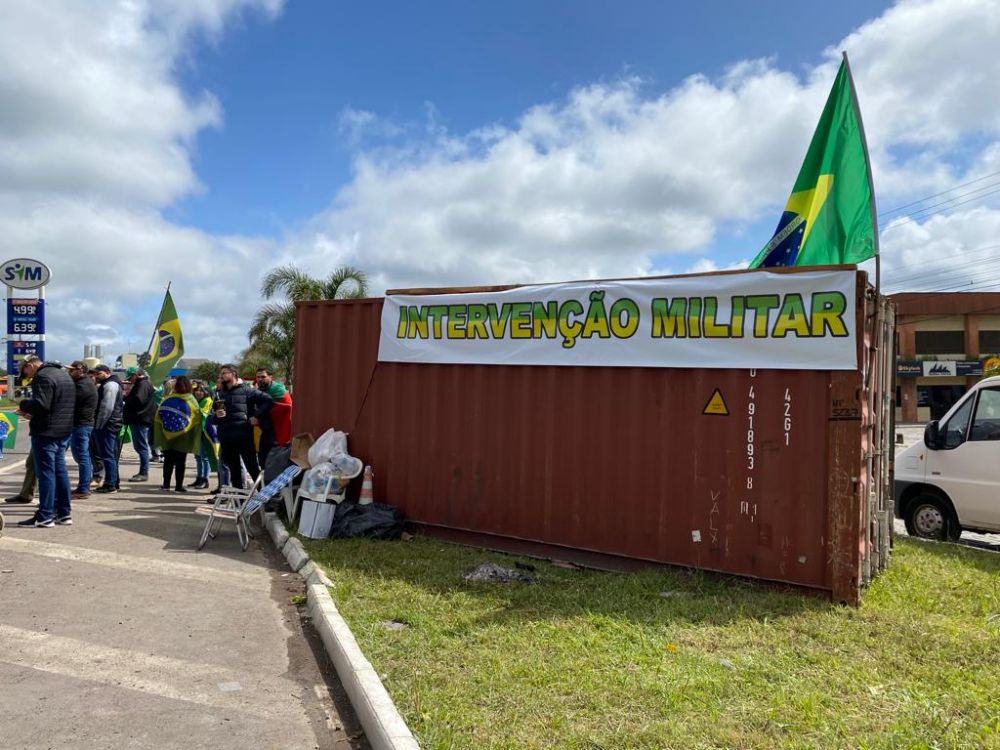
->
xmin=330 ymin=501 xmax=404 ymax=540
xmin=300 ymin=462 xmax=347 ymax=500
xmin=307 ymin=428 xmax=347 ymax=467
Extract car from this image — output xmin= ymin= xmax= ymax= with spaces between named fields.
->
xmin=895 ymin=375 xmax=1000 ymax=540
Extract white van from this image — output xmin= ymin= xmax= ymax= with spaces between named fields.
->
xmin=895 ymin=375 xmax=1000 ymax=541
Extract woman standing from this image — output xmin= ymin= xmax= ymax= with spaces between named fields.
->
xmin=189 ymin=380 xmax=217 ymax=490
xmin=153 ymin=376 xmax=202 ymax=493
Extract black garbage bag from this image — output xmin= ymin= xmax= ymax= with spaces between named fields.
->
xmin=263 ymin=447 xmax=292 ymax=484
xmin=330 ymin=501 xmax=405 ymax=540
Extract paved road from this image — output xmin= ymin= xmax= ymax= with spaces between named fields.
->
xmin=0 ymin=452 xmax=368 ymax=750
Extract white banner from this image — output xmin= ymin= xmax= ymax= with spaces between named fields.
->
xmin=378 ymin=270 xmax=858 ymax=370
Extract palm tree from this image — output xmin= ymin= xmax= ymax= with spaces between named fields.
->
xmin=249 ymin=264 xmax=369 ymax=382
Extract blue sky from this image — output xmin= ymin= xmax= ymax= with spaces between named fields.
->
xmin=5 ymin=0 xmax=1000 ymax=365
xmin=172 ymin=0 xmax=891 ymax=237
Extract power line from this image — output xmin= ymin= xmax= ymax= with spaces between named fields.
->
xmin=890 ymin=180 xmax=1000 ymax=221
xmin=878 ymin=168 xmax=1000 ymax=217
xmin=881 ymin=184 xmax=1000 ymax=235
xmin=886 ymin=250 xmax=1000 ymax=287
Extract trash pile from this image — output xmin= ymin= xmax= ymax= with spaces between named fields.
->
xmin=462 ymin=562 xmax=536 ymax=584
xmin=275 ymin=428 xmax=405 ymax=541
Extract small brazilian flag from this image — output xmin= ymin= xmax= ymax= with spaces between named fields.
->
xmin=0 ymin=411 xmax=18 ymax=451
xmin=146 ymin=290 xmax=184 ymax=385
xmin=751 ymin=55 xmax=877 ymax=269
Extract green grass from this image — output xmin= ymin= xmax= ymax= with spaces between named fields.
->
xmin=304 ymin=535 xmax=1000 ymax=750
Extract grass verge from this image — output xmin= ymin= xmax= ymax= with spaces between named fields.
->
xmin=303 ymin=535 xmax=1000 ymax=750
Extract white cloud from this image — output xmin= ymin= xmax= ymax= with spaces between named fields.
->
xmin=0 ymin=0 xmax=282 ymax=364
xmin=282 ymin=0 xmax=1000 ymax=296
xmin=5 ymin=0 xmax=1000 ymax=368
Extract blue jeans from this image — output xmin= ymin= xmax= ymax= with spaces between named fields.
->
xmin=70 ymin=425 xmax=93 ymax=493
xmin=128 ymin=422 xmax=151 ymax=475
xmin=33 ymin=435 xmax=72 ymax=523
xmin=195 ymin=441 xmax=212 ymax=481
xmin=95 ymin=428 xmax=120 ymax=488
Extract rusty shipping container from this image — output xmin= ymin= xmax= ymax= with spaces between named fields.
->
xmin=293 ymin=267 xmax=895 ymax=604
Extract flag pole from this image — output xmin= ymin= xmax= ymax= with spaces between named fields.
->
xmin=841 ymin=51 xmax=880 ymax=297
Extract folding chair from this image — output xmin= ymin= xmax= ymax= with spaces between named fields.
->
xmin=195 ymin=474 xmax=264 ymax=552
xmin=243 ymin=465 xmax=302 ymax=528
xmin=195 ymin=466 xmax=303 ymax=551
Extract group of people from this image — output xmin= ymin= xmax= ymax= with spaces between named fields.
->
xmin=6 ymin=356 xmax=293 ymax=528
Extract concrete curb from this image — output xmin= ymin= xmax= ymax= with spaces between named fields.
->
xmin=264 ymin=512 xmax=420 ymax=750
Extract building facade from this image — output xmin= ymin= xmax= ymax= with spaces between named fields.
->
xmin=892 ymin=293 xmax=1000 ymax=423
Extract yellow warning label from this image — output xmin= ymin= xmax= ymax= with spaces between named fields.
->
xmin=703 ymin=388 xmax=729 ymax=416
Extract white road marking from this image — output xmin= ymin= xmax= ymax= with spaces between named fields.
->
xmin=0 ymin=536 xmax=265 ymax=589
xmin=0 ymin=624 xmax=302 ymax=717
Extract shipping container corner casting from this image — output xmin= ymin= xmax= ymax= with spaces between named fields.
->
xmin=293 ymin=266 xmax=895 ymax=605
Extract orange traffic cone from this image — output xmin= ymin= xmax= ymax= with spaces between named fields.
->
xmin=359 ymin=465 xmax=374 ymax=505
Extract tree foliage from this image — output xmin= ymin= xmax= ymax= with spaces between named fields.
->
xmin=188 ymin=360 xmax=223 ymax=384
xmin=248 ymin=264 xmax=369 ymax=383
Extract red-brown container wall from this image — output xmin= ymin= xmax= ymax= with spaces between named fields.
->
xmin=294 ymin=272 xmax=890 ymax=603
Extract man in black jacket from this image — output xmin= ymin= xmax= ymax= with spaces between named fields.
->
xmin=15 ymin=356 xmax=75 ymax=527
xmin=68 ymin=361 xmax=98 ymax=499
xmin=93 ymin=365 xmax=124 ymax=494
xmin=215 ymin=364 xmax=272 ymax=489
xmin=123 ymin=367 xmax=156 ymax=481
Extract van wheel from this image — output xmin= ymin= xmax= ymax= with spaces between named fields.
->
xmin=905 ymin=494 xmax=960 ymax=542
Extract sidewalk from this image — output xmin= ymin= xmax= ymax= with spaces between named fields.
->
xmin=0 ymin=453 xmax=369 ymax=750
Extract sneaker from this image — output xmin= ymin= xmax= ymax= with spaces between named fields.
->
xmin=129 ymin=474 xmax=149 ymax=483
xmin=4 ymin=495 xmax=32 ymax=504
xmin=17 ymin=515 xmax=54 ymax=528
xmin=55 ymin=515 xmax=73 ymax=526
xmin=175 ymin=486 xmax=188 ymax=494
xmin=94 ymin=486 xmax=119 ymax=494
xmin=71 ymin=491 xmax=90 ymax=500
xmin=159 ymin=484 xmax=171 ymax=491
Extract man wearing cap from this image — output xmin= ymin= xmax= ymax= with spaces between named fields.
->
xmin=15 ymin=355 xmax=75 ymax=527
xmin=67 ymin=361 xmax=98 ymax=499
xmin=123 ymin=367 xmax=155 ymax=482
xmin=93 ymin=365 xmax=124 ymax=494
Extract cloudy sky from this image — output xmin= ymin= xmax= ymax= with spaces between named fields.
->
xmin=4 ymin=0 xmax=1000 ymax=365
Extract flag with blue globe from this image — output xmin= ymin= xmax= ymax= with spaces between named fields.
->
xmin=153 ymin=393 xmax=202 ymax=454
xmin=146 ymin=290 xmax=184 ymax=385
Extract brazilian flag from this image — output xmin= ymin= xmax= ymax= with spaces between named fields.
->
xmin=198 ymin=395 xmax=219 ymax=471
xmin=154 ymin=392 xmax=202 ymax=454
xmin=0 ymin=411 xmax=18 ymax=452
xmin=751 ymin=56 xmax=877 ymax=268
xmin=146 ymin=290 xmax=184 ymax=385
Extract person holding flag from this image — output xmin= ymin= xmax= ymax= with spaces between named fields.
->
xmin=153 ymin=376 xmax=202 ymax=492
xmin=750 ymin=53 xmax=878 ymax=270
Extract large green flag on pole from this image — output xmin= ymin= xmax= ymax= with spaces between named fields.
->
xmin=750 ymin=54 xmax=878 ymax=268
xmin=145 ymin=289 xmax=184 ymax=385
